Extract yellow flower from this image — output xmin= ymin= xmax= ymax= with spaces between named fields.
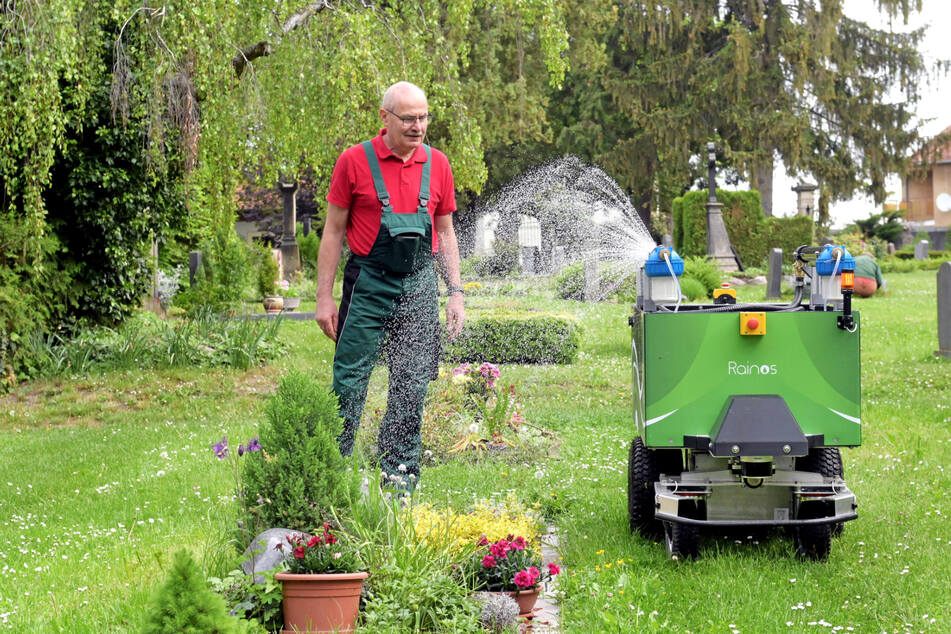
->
xmin=596 ymin=549 xmax=605 ymax=555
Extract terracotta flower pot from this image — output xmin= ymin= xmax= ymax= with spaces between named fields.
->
xmin=263 ymin=295 xmax=284 ymax=313
xmin=500 ymin=586 xmax=540 ymax=619
xmin=274 ymin=571 xmax=368 ymax=634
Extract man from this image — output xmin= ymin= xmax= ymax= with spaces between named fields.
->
xmin=316 ymin=81 xmax=465 ymax=492
xmin=853 ymin=252 xmax=885 ymax=297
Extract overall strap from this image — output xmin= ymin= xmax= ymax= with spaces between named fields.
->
xmin=361 ymin=141 xmax=392 ymax=213
xmin=417 ymin=145 xmax=431 ymax=213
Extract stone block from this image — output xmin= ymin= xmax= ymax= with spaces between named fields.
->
xmin=914 ymin=240 xmax=929 ymax=261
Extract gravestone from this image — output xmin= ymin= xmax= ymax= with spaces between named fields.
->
xmin=914 ymin=240 xmax=929 ymax=261
xmin=767 ymin=248 xmax=783 ymax=299
xmin=189 ymin=251 xmax=202 ymax=286
xmin=887 ymin=242 xmax=896 ymax=255
xmin=937 ymin=262 xmax=951 ymax=358
xmin=928 ymin=230 xmax=947 ymax=251
xmin=521 ymin=246 xmax=538 ymax=275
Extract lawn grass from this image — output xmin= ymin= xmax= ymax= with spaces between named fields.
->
xmin=1 ymin=270 xmax=949 ymax=632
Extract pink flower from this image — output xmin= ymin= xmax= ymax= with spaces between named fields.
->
xmin=482 ymin=555 xmax=497 ymax=568
xmin=511 ymin=536 xmax=526 ymax=550
xmin=547 ymin=563 xmax=561 ymax=576
xmin=490 ymin=540 xmax=510 ymax=559
xmin=513 ymin=570 xmax=535 ymax=588
xmin=528 ymin=566 xmax=540 ymax=582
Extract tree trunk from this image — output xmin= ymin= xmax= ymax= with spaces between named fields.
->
xmin=752 ymin=159 xmax=774 ymax=217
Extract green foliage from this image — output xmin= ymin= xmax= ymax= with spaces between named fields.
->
xmin=681 ymin=256 xmax=722 ymax=298
xmin=207 ymin=568 xmax=280 ymax=632
xmin=676 ymin=190 xmax=813 ymax=267
xmin=342 ymin=478 xmax=481 ymax=632
xmin=21 ymin=310 xmax=284 ymax=377
xmin=241 ymin=372 xmax=355 ymax=532
xmin=678 ymin=276 xmax=707 ymax=301
xmin=44 ymin=84 xmax=186 ymax=325
xmin=297 ymin=223 xmax=321 ymax=274
xmin=853 ymin=209 xmax=905 ymax=245
xmin=470 ymin=242 xmax=522 ymax=278
xmin=255 ymin=243 xmax=279 ymax=300
xmin=445 ymin=314 xmax=581 ymax=364
xmin=175 ymin=226 xmax=254 ymax=315
xmin=553 ymin=261 xmax=636 ymax=301
xmin=141 ymin=550 xmax=243 ymax=634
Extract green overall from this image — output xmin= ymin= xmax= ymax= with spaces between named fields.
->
xmin=332 ymin=142 xmax=438 ymax=490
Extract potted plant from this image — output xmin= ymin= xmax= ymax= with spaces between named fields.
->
xmin=464 ymin=534 xmax=560 ymax=619
xmin=274 ymin=525 xmax=367 ymax=633
xmin=275 ymin=271 xmax=303 ymax=311
xmin=258 ymin=245 xmax=283 ymax=313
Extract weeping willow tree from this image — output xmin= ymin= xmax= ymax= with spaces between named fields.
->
xmin=0 ymin=0 xmax=569 ymax=382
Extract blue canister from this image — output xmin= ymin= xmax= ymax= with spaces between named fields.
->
xmin=815 ymin=245 xmax=855 ymax=276
xmin=645 ymin=246 xmax=684 ymax=277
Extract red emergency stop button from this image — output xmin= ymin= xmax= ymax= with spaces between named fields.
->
xmin=740 ymin=312 xmax=766 ymax=335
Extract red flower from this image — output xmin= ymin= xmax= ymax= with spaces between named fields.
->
xmin=547 ymin=563 xmax=561 ymax=576
xmin=307 ymin=535 xmax=320 ymax=548
xmin=293 ymin=546 xmax=306 ymax=559
xmin=477 ymin=535 xmax=488 ymax=547
xmin=482 ymin=555 xmax=497 ymax=568
xmin=511 ymin=536 xmax=526 ymax=550
xmin=513 ymin=570 xmax=535 ymax=588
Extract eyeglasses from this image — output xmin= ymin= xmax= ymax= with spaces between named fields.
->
xmin=385 ymin=109 xmax=433 ymax=126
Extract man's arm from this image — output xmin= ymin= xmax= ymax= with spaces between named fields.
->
xmin=315 ymin=202 xmax=349 ymax=341
xmin=434 ymin=213 xmax=465 ymax=340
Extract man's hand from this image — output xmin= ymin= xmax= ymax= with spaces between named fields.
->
xmin=446 ymin=293 xmax=465 ymax=340
xmin=316 ymin=295 xmax=339 ymax=341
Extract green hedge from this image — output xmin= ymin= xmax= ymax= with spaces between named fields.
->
xmin=674 ymin=189 xmax=814 ymax=267
xmin=444 ymin=313 xmax=581 ymax=364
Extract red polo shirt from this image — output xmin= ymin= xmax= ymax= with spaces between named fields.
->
xmin=326 ymin=130 xmax=456 ymax=256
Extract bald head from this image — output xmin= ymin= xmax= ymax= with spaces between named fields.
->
xmin=382 ymin=82 xmax=427 ymax=111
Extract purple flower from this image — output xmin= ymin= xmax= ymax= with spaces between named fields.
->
xmin=246 ymin=436 xmax=262 ymax=453
xmin=211 ymin=436 xmax=228 ymax=459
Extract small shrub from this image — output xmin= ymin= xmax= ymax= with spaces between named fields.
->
xmin=678 ymin=276 xmax=707 ymax=301
xmin=141 ymin=550 xmax=245 ymax=634
xmin=241 ymin=372 xmax=356 ymax=532
xmin=682 ymin=256 xmax=722 ymax=298
xmin=477 ymin=592 xmax=519 ymax=633
xmin=444 ymin=313 xmax=582 ymax=364
xmin=297 ymin=222 xmax=321 ymax=274
xmin=255 ymin=242 xmax=280 ymax=300
xmin=553 ymin=261 xmax=585 ymax=300
xmin=472 ymin=241 xmax=521 ymax=278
